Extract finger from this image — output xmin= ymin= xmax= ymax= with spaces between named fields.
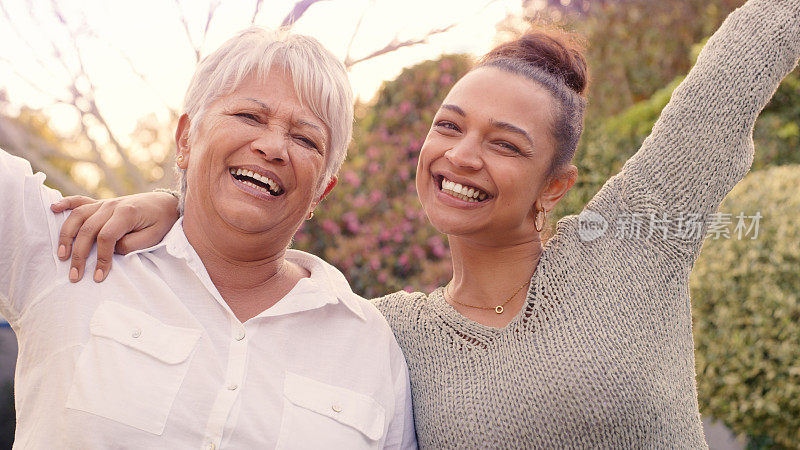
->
xmin=93 ymin=206 xmax=140 ymax=282
xmin=50 ymin=195 xmax=98 ymax=213
xmin=115 ymin=228 xmax=160 ymax=255
xmin=57 ymin=202 xmax=104 ymax=261
xmin=69 ymin=205 xmax=115 ymax=283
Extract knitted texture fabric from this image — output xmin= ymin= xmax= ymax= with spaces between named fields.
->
xmin=372 ymin=1 xmax=800 ymax=448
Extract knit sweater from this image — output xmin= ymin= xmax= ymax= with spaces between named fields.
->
xmin=372 ymin=1 xmax=800 ymax=448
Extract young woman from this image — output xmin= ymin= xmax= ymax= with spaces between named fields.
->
xmin=52 ymin=0 xmax=799 ymax=447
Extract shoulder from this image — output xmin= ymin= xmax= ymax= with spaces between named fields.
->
xmin=370 ymin=290 xmax=429 ymax=337
xmin=371 ymin=289 xmax=428 ymax=317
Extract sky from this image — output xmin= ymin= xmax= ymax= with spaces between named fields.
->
xmin=0 ymin=0 xmax=524 ymax=138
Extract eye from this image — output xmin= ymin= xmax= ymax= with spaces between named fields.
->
xmin=494 ymin=141 xmax=522 ymax=154
xmin=434 ymin=120 xmax=461 ymax=133
xmin=235 ymin=112 xmax=260 ymax=122
xmin=293 ymin=135 xmax=319 ymax=151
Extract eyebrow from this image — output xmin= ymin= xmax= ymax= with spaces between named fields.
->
xmin=490 ymin=120 xmax=534 ymax=148
xmin=241 ymin=97 xmax=325 ymax=135
xmin=441 ymin=104 xmax=465 ymax=116
xmin=441 ymin=103 xmax=535 ymax=149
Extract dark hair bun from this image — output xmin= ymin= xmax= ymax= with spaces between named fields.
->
xmin=482 ymin=27 xmax=589 ymax=96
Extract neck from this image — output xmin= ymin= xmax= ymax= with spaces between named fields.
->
xmin=182 ymin=209 xmax=305 ymax=321
xmin=447 ymin=234 xmax=544 ymax=309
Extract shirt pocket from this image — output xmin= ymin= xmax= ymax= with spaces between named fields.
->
xmin=276 ymin=372 xmax=387 ymax=450
xmin=65 ymin=301 xmax=201 ymax=435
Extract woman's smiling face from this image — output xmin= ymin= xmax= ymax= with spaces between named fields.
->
xmin=416 ymin=66 xmax=560 ymax=242
xmin=177 ymin=66 xmax=331 ymax=243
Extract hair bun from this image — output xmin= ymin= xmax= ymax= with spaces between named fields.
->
xmin=482 ymin=27 xmax=589 ymax=96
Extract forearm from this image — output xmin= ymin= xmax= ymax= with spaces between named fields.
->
xmin=620 ymin=0 xmax=800 ymax=214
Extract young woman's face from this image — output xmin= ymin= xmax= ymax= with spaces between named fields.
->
xmin=416 ymin=67 xmax=559 ymax=242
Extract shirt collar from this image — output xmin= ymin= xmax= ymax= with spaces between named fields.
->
xmin=126 ymin=219 xmax=366 ymax=321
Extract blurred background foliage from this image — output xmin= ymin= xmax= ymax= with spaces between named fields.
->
xmin=691 ymin=165 xmax=800 ymax=449
xmin=1 ymin=0 xmax=799 ymax=446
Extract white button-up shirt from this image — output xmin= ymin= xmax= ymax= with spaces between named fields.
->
xmin=0 ymin=149 xmax=417 ymax=449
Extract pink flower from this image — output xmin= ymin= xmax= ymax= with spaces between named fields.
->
xmin=367 ymin=146 xmax=380 ymax=159
xmin=377 ymin=272 xmax=388 ymax=283
xmin=352 ymin=195 xmax=367 ymax=208
xmin=343 ymin=170 xmax=361 ymax=188
xmin=321 ymin=219 xmax=340 ymax=235
xmin=439 ymin=73 xmax=453 ymax=86
xmin=342 ymin=212 xmax=361 ymax=233
xmin=369 ymin=256 xmax=381 ymax=271
xmin=369 ymin=190 xmax=384 ymax=203
xmin=368 ymin=162 xmax=380 ymax=174
xmin=398 ymin=166 xmax=410 ymax=181
xmin=399 ymin=100 xmax=412 ymax=115
xmin=398 ymin=253 xmax=409 ymax=267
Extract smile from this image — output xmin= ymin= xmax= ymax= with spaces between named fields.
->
xmin=436 ymin=175 xmax=489 ymax=203
xmin=229 ymin=168 xmax=284 ymax=196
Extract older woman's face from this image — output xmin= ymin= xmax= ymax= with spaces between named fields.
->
xmin=415 ymin=67 xmax=558 ymax=242
xmin=178 ymin=67 xmax=330 ymax=241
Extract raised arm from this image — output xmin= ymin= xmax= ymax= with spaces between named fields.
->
xmin=586 ymin=0 xmax=800 ymax=255
xmin=0 ymin=148 xmax=65 ymax=324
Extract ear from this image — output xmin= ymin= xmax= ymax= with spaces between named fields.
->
xmin=175 ymin=114 xmax=191 ymax=169
xmin=536 ymin=164 xmax=578 ymax=212
xmin=318 ymin=176 xmax=338 ymax=202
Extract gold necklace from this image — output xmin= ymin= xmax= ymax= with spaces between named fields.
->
xmin=444 ymin=280 xmax=529 ymax=315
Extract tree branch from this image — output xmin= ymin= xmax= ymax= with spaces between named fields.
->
xmin=344 ymin=0 xmax=374 ymax=66
xmin=251 ymin=0 xmax=264 ymax=24
xmin=345 ymin=24 xmax=456 ymax=68
xmin=280 ymin=0 xmax=328 ymax=28
xmin=174 ymin=0 xmax=201 ymax=62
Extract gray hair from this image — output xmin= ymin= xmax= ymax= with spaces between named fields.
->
xmin=177 ymin=27 xmax=354 ymax=214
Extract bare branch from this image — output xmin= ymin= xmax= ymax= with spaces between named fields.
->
xmin=199 ymin=0 xmax=221 ymax=53
xmin=48 ymin=0 xmax=148 ymax=192
xmin=345 ymin=24 xmax=456 ymax=69
xmin=281 ymin=0 xmax=328 ymax=29
xmin=344 ymin=0 xmax=374 ymax=65
xmin=251 ymin=0 xmax=264 ymax=24
xmin=174 ymin=0 xmax=201 ymax=62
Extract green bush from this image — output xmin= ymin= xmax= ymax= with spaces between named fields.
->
xmin=691 ymin=165 xmax=800 ymax=449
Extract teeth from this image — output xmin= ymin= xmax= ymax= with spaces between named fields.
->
xmin=230 ymin=168 xmax=281 ymax=194
xmin=440 ymin=176 xmax=488 ymax=201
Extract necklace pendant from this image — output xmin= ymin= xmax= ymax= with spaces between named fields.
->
xmin=495 ymin=305 xmax=504 ymax=314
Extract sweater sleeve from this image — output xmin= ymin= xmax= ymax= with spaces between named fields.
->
xmin=587 ymin=0 xmax=800 ymax=258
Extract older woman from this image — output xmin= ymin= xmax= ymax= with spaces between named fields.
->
xmin=55 ymin=0 xmax=799 ymax=447
xmin=0 ymin=27 xmax=415 ymax=449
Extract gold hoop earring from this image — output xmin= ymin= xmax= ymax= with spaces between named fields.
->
xmin=306 ymin=210 xmax=314 ymax=221
xmin=534 ymin=205 xmax=547 ymax=232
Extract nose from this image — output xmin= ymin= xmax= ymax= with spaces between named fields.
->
xmin=444 ymin=135 xmax=483 ymax=171
xmin=251 ymin=128 xmax=288 ymax=165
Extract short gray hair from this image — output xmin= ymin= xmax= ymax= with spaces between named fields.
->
xmin=177 ymin=27 xmax=354 ymax=213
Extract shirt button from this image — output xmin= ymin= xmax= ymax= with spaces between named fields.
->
xmin=332 ymin=403 xmax=342 ymax=413
xmin=131 ymin=328 xmax=142 ymax=338
xmin=227 ymin=384 xmax=238 ymax=391
xmin=203 ymin=442 xmax=215 ymax=450
xmin=235 ymin=329 xmax=245 ymax=341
